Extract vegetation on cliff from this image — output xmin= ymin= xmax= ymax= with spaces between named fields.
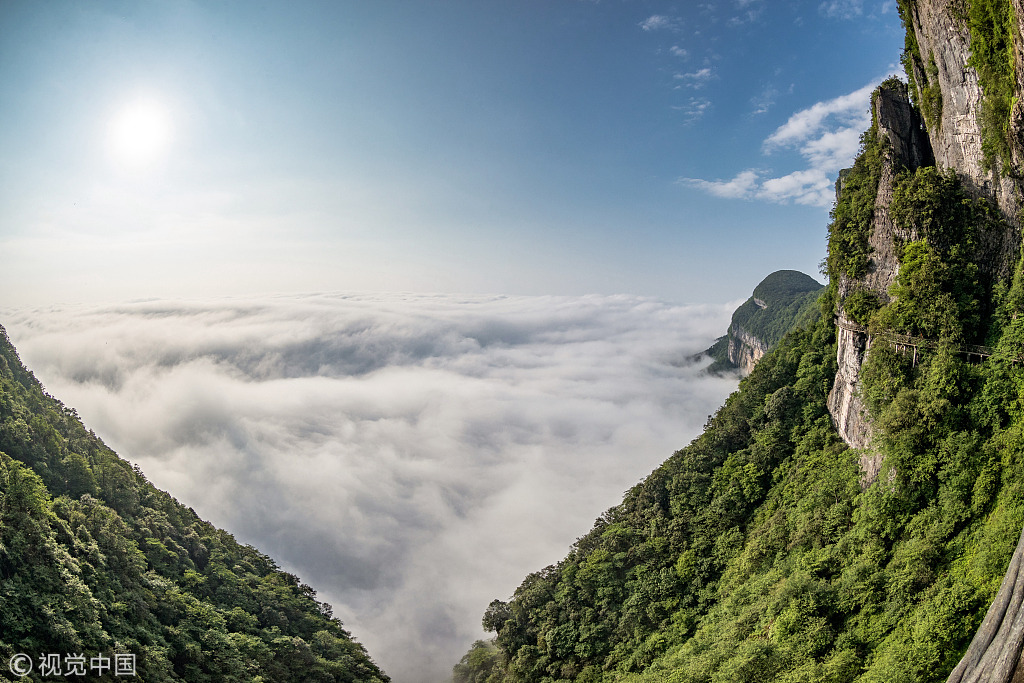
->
xmin=898 ymin=3 xmax=942 ymax=131
xmin=455 ymin=72 xmax=1024 ymax=681
xmin=825 ymin=122 xmax=883 ymax=285
xmin=900 ymin=0 xmax=1018 ymax=172
xmin=0 ymin=327 xmax=389 ymax=682
xmin=740 ymin=271 xmax=825 ymax=348
xmin=701 ymin=270 xmax=824 ymax=375
xmin=964 ymin=0 xmax=1018 ymax=173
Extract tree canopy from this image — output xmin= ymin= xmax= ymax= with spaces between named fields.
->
xmin=0 ymin=326 xmax=389 ymax=682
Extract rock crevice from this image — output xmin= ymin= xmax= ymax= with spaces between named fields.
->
xmin=905 ymin=0 xmax=1021 ymax=231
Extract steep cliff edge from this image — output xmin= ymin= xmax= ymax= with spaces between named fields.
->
xmin=726 ymin=324 xmax=769 ymax=374
xmin=699 ymin=269 xmax=823 ymax=375
xmin=902 ymin=0 xmax=1022 ymax=235
xmin=828 ymin=81 xmax=933 ymax=456
xmin=829 ymin=0 xmax=1024 ymax=455
xmin=906 ymin=3 xmax=1024 ymax=680
xmin=0 ymin=327 xmax=390 ymax=682
xmin=832 ymin=2 xmax=1024 ymax=680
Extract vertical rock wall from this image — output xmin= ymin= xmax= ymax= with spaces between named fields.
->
xmin=827 ymin=83 xmax=931 ymax=463
xmin=862 ymin=2 xmax=1024 ymax=680
xmin=828 ymin=56 xmax=1020 ymax=460
xmin=904 ymin=0 xmax=1021 ymax=279
xmin=726 ymin=324 xmax=768 ymax=374
xmin=828 ymin=322 xmax=873 ymax=440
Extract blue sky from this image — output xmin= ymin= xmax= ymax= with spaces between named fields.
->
xmin=0 ymin=1 xmax=903 ymax=306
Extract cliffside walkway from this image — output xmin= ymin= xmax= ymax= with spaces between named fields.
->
xmin=837 ymin=318 xmax=998 ymax=364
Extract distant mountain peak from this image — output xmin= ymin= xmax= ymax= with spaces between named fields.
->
xmin=698 ymin=269 xmax=824 ymax=375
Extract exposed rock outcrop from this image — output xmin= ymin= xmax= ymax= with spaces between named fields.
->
xmin=828 ymin=83 xmax=931 ymax=457
xmin=727 ymin=323 xmax=768 ymax=374
xmin=907 ymin=3 xmax=1024 ymax=675
xmin=828 ymin=75 xmax=1020 ymax=461
xmin=831 ymin=2 xmax=1024 ymax=679
xmin=903 ymin=0 xmax=1021 ymax=231
xmin=698 ymin=270 xmax=823 ymax=376
xmin=903 ymin=0 xmax=1021 ymax=284
xmin=827 ymin=320 xmax=873 ymax=446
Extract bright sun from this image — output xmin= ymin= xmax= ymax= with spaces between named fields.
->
xmin=108 ymin=98 xmax=172 ymax=167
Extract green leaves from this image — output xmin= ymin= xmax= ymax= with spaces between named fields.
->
xmin=462 ymin=216 xmax=1024 ymax=683
xmin=0 ymin=326 xmax=389 ymax=683
xmin=967 ymin=0 xmax=1018 ymax=172
xmin=827 ymin=127 xmax=883 ymax=282
xmin=876 ymin=166 xmax=987 ymax=343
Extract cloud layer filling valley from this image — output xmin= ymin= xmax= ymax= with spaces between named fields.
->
xmin=4 ymin=293 xmax=738 ymax=683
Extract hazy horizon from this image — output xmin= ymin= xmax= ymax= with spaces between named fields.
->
xmin=2 ymin=1 xmax=901 ymax=309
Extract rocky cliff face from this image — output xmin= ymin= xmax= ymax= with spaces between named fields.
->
xmin=828 ymin=20 xmax=1024 ymax=460
xmin=902 ymin=0 xmax=1022 ymax=282
xmin=700 ymin=270 xmax=823 ymax=376
xmin=832 ymin=2 xmax=1024 ymax=680
xmin=727 ymin=323 xmax=768 ymax=374
xmin=828 ymin=82 xmax=931 ymax=459
xmin=903 ymin=0 xmax=1021 ymax=232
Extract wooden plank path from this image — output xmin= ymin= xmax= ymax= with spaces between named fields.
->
xmin=836 ymin=317 xmax=998 ymax=363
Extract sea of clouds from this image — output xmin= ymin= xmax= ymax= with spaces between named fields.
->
xmin=3 ymin=293 xmax=739 ymax=683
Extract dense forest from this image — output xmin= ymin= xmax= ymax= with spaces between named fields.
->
xmin=0 ymin=326 xmax=388 ymax=682
xmin=456 ymin=136 xmax=1024 ymax=683
xmin=3 ymin=1 xmax=1021 ymax=681
xmin=454 ymin=1 xmax=1024 ymax=681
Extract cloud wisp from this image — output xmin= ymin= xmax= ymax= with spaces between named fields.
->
xmin=675 ymin=67 xmax=715 ymax=89
xmin=680 ymin=79 xmax=885 ymax=207
xmin=4 ymin=293 xmax=737 ymax=683
xmin=820 ymin=0 xmax=865 ymax=19
xmin=639 ymin=14 xmax=678 ymax=32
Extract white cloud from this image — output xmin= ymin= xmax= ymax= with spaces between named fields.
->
xmin=670 ymin=45 xmax=689 ymax=58
xmin=756 ymin=168 xmax=836 ymax=206
xmin=4 ymin=293 xmax=736 ymax=683
xmin=675 ymin=67 xmax=714 ymax=88
xmin=763 ymin=81 xmax=875 ymax=151
xmin=801 ymin=126 xmax=864 ymax=169
xmin=683 ymin=78 xmax=886 ymax=208
xmin=679 ymin=169 xmax=760 ymax=199
xmin=730 ymin=0 xmax=765 ymax=24
xmin=820 ymin=0 xmax=864 ymax=18
xmin=639 ymin=14 xmax=675 ymax=31
xmin=750 ymin=84 xmax=779 ymax=115
xmin=673 ymin=96 xmax=712 ymax=122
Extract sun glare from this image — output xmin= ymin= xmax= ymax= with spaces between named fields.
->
xmin=108 ymin=98 xmax=172 ymax=167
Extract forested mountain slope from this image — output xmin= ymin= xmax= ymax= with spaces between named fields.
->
xmin=0 ymin=326 xmax=389 ymax=682
xmin=701 ymin=270 xmax=823 ymax=375
xmin=454 ymin=1 xmax=1024 ymax=681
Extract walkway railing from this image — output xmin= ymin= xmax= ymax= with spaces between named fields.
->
xmin=836 ymin=317 xmax=999 ymax=364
